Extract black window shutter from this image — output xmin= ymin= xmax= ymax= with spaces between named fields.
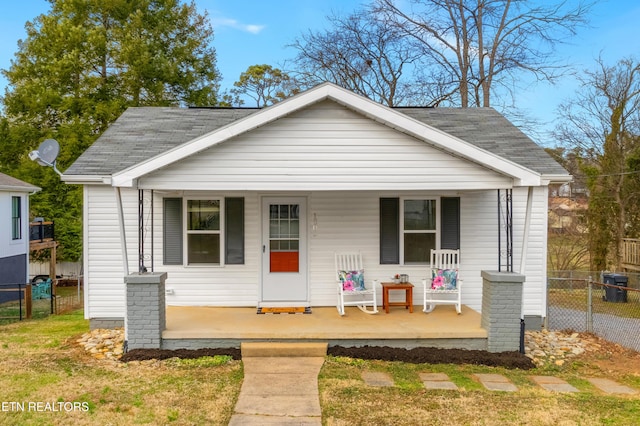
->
xmin=163 ymin=198 xmax=183 ymax=265
xmin=380 ymin=198 xmax=400 ymax=264
xmin=225 ymin=197 xmax=245 ymax=265
xmin=441 ymin=197 xmax=460 ymax=250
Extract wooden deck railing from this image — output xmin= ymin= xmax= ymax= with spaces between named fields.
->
xmin=622 ymin=238 xmax=640 ymax=271
xmin=29 ymin=221 xmax=54 ymax=242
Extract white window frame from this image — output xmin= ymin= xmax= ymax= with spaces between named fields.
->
xmin=11 ymin=195 xmax=22 ymax=241
xmin=184 ymin=198 xmax=224 ymax=266
xmin=400 ymin=197 xmax=440 ymax=265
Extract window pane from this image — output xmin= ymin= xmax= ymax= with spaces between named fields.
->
xmin=290 ymin=219 xmax=299 ymax=237
xmin=404 ymin=233 xmax=435 ymax=264
xmin=188 ymin=234 xmax=220 ymax=264
xmin=12 ymin=196 xmax=21 ymax=240
xmin=279 ymin=221 xmax=290 ymax=237
xmin=404 ymin=200 xmax=435 ymax=230
xmin=290 ymin=204 xmax=299 ymax=219
xmin=279 ymin=204 xmax=289 ymax=219
xmin=188 ymin=200 xmax=220 ymax=231
xmin=270 ymin=219 xmax=279 ymax=237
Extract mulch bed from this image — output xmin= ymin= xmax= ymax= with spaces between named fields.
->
xmin=120 ymin=345 xmax=534 ymax=369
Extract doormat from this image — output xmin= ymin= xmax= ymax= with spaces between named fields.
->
xmin=257 ymin=307 xmax=312 ymax=314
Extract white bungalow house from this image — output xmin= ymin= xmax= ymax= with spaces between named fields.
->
xmin=63 ymin=83 xmax=570 ymax=349
xmin=0 ymin=172 xmax=39 ymax=300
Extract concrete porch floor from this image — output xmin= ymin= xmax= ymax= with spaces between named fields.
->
xmin=163 ymin=305 xmax=488 ymax=350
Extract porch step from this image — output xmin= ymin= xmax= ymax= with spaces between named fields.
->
xmin=241 ymin=342 xmax=328 ymax=357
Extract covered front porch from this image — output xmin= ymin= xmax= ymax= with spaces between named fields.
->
xmin=161 ymin=305 xmax=487 ymax=350
xmin=126 ymin=270 xmax=525 ymax=352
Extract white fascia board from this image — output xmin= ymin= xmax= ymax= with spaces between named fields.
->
xmin=541 ymin=174 xmax=573 ymax=184
xmin=62 ymin=174 xmax=112 ymax=185
xmin=111 ymin=82 xmax=542 ymax=188
xmin=0 ymin=185 xmax=40 ymax=193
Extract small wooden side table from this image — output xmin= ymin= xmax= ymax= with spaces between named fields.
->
xmin=381 ymin=282 xmax=414 ymax=313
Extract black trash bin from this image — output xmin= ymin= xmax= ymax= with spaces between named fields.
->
xmin=603 ymin=273 xmax=628 ymax=303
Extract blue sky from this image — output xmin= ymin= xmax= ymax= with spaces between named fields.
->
xmin=1 ymin=0 xmax=639 ymax=146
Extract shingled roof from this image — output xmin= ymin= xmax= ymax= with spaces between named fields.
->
xmin=0 ymin=172 xmax=40 ymax=192
xmin=64 ymin=95 xmax=567 ymax=179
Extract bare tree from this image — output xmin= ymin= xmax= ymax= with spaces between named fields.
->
xmin=373 ymin=0 xmax=593 ymax=107
xmin=555 ymin=57 xmax=640 ymax=270
xmin=289 ymin=10 xmax=425 ymax=107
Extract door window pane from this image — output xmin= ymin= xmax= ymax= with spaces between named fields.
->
xmin=269 ymin=203 xmax=300 ymax=272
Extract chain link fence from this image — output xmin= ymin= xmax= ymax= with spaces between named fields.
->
xmin=547 ymin=271 xmax=640 ymax=351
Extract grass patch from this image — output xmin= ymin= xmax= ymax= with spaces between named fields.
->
xmin=0 ymin=310 xmax=243 ymax=425
xmin=1 ymin=310 xmax=639 ymax=425
xmin=319 ymin=356 xmax=640 ymax=425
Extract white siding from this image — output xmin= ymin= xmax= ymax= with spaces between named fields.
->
xmin=84 ymin=185 xmax=138 ymax=318
xmin=0 ymin=192 xmax=30 ymax=260
xmin=513 ymin=186 xmax=548 ymax=318
xmin=84 ymin=187 xmax=548 ymax=318
xmin=459 ymin=187 xmax=548 ymax=317
xmin=154 ymin=191 xmax=261 ymax=306
xmin=139 ymin=101 xmax=513 ymax=191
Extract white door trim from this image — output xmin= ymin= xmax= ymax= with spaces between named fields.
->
xmin=260 ymin=196 xmax=309 ymax=306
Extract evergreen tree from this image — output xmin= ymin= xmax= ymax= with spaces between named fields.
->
xmin=0 ymin=0 xmax=221 ymax=261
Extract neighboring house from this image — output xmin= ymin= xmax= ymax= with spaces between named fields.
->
xmin=548 ymin=197 xmax=587 ymax=234
xmin=63 ymin=83 xmax=571 ymax=331
xmin=0 ymin=172 xmax=40 ymax=300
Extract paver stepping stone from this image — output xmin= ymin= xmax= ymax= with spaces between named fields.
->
xmin=419 ymin=372 xmax=458 ymax=390
xmin=530 ymin=376 xmax=579 ymax=393
xmin=473 ymin=373 xmax=517 ymax=392
xmin=587 ymin=378 xmax=638 ymax=395
xmin=362 ymin=371 xmax=395 ymax=387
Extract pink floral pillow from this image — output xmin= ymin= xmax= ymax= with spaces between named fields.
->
xmin=339 ymin=269 xmax=366 ymax=291
xmin=431 ymin=268 xmax=458 ymax=290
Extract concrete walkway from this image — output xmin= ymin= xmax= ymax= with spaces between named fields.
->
xmin=228 ymin=343 xmax=326 ymax=426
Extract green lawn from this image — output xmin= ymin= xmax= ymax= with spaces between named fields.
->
xmin=1 ymin=311 xmax=639 ymax=425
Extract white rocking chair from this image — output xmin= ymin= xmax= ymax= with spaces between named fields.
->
xmin=423 ymin=249 xmax=462 ymax=314
xmin=335 ymin=252 xmax=378 ymax=315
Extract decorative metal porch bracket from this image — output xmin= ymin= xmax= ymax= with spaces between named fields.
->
xmin=498 ymin=189 xmax=513 ymax=272
xmin=138 ymin=189 xmax=154 ymax=273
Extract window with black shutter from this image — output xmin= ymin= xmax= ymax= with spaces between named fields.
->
xmin=379 ymin=197 xmax=460 ymax=265
xmin=163 ymin=197 xmax=245 ymax=266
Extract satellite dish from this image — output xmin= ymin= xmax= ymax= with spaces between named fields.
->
xmin=29 ymin=138 xmax=62 ymax=176
xmin=35 ymin=139 xmax=60 ymax=166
